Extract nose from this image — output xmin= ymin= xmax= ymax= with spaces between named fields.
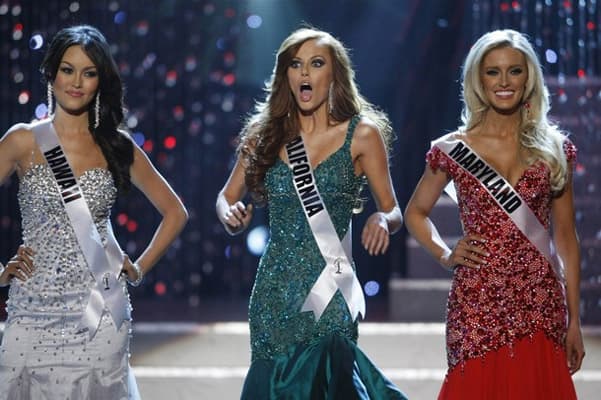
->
xmin=301 ymin=64 xmax=309 ymax=77
xmin=500 ymin=72 xmax=509 ymax=87
xmin=72 ymin=73 xmax=83 ymax=88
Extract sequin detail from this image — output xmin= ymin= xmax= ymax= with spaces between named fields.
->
xmin=249 ymin=116 xmax=365 ymax=361
xmin=426 ymin=139 xmax=576 ymax=369
xmin=0 ymin=164 xmax=134 ymax=399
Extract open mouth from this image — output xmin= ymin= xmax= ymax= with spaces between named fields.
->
xmin=300 ymin=83 xmax=312 ymax=101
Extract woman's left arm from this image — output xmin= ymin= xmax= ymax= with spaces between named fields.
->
xmin=351 ymin=118 xmax=402 ymax=255
xmin=126 ymin=143 xmax=189 ymax=278
xmin=551 ymin=163 xmax=585 ymax=374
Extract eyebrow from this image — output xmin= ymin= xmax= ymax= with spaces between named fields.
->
xmin=291 ymin=55 xmax=327 ymax=61
xmin=482 ymin=63 xmax=525 ymax=69
xmin=59 ymin=60 xmax=97 ymax=70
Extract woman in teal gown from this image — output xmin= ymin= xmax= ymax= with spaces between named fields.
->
xmin=217 ymin=27 xmax=407 ymax=399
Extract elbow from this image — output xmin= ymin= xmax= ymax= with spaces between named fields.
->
xmin=173 ymin=203 xmax=189 ymax=232
xmin=402 ymin=204 xmax=421 ymax=235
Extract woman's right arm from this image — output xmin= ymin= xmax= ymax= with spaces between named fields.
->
xmin=404 ymin=164 xmax=487 ymax=270
xmin=0 ymin=124 xmax=36 ymax=286
xmin=216 ymin=155 xmax=254 ymax=236
xmin=0 ymin=124 xmax=31 ymax=184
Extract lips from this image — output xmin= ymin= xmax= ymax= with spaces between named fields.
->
xmin=66 ymin=90 xmax=84 ymax=97
xmin=495 ymin=90 xmax=514 ymax=98
xmin=300 ymin=83 xmax=312 ymax=102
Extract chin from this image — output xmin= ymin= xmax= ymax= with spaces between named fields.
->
xmin=491 ymin=104 xmax=521 ymax=115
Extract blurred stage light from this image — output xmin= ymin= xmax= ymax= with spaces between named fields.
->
xmin=142 ymin=139 xmax=154 ymax=152
xmin=154 ymin=281 xmax=167 ymax=295
xmin=11 ymin=5 xmax=22 ymax=16
xmin=13 ymin=30 xmax=23 ymax=41
xmin=142 ymin=53 xmax=156 ymax=69
xmin=29 ymin=34 xmax=44 ymax=50
xmin=246 ymin=14 xmax=262 ymax=29
xmin=225 ymin=7 xmax=236 ymax=18
xmin=364 ymin=281 xmax=380 ymax=297
xmin=223 ymin=73 xmax=236 ymax=86
xmin=172 ymin=105 xmax=184 ymax=121
xmin=69 ymin=2 xmax=80 ymax=13
xmin=35 ymin=104 xmax=48 ymax=119
xmin=126 ymin=220 xmax=138 ymax=232
xmin=132 ymin=131 xmax=145 ymax=146
xmin=545 ymin=49 xmax=558 ymax=64
xmin=135 ymin=21 xmax=149 ymax=36
xmin=127 ymin=115 xmax=139 ymax=129
xmin=108 ymin=1 xmax=119 ymax=12
xmin=117 ymin=213 xmax=128 ymax=226
xmin=185 ymin=56 xmax=197 ymax=71
xmin=18 ymin=91 xmax=29 ymax=104
xmin=246 ymin=225 xmax=268 ymax=256
xmin=114 ymin=11 xmax=126 ymax=24
xmin=165 ymin=70 xmax=178 ymax=87
xmin=164 ymin=136 xmax=177 ymax=149
xmin=224 ymin=245 xmax=232 ymax=259
xmin=13 ymin=72 xmax=23 ymax=83
xmin=202 ymin=261 xmax=214 ymax=275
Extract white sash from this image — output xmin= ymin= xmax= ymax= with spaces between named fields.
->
xmin=32 ymin=119 xmax=129 ymax=338
xmin=285 ymin=136 xmax=365 ymax=321
xmin=434 ymin=134 xmax=564 ymax=283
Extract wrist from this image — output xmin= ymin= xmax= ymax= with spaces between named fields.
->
xmin=127 ymin=262 xmax=144 ymax=287
xmin=0 ymin=262 xmax=8 ymax=287
xmin=439 ymin=250 xmax=456 ymax=272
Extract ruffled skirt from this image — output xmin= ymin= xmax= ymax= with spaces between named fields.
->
xmin=241 ymin=334 xmax=407 ymax=399
xmin=438 ymin=330 xmax=576 ymax=400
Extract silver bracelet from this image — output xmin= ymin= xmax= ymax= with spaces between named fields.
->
xmin=127 ymin=263 xmax=144 ymax=287
xmin=0 ymin=262 xmax=8 ymax=288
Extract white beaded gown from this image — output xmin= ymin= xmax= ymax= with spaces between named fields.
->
xmin=0 ymin=163 xmax=139 ymax=400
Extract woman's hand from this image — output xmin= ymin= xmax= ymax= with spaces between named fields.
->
xmin=361 ymin=212 xmax=390 ymax=256
xmin=222 ymin=201 xmax=254 ymax=235
xmin=0 ymin=245 xmax=35 ymax=286
xmin=440 ymin=235 xmax=489 ymax=270
xmin=566 ymin=321 xmax=585 ymax=374
xmin=120 ymin=254 xmax=143 ymax=286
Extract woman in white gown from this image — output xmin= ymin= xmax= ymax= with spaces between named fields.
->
xmin=0 ymin=25 xmax=188 ymax=399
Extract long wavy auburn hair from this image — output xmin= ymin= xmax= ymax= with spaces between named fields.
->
xmin=238 ymin=27 xmax=392 ymax=205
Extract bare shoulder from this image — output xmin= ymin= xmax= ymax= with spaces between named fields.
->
xmin=430 ymin=130 xmax=463 ymax=146
xmin=352 ymin=116 xmax=381 ymax=143
xmin=1 ymin=122 xmax=36 ymax=152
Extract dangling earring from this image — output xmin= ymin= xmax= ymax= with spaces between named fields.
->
xmin=328 ymin=82 xmax=334 ymax=114
xmin=47 ymin=83 xmax=54 ymax=116
xmin=94 ymin=91 xmax=101 ymax=129
xmin=523 ymin=100 xmax=530 ymax=118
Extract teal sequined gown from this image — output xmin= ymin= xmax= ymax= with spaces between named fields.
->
xmin=241 ymin=116 xmax=407 ymax=399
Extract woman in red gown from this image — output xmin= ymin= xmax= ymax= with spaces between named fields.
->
xmin=404 ymin=29 xmax=585 ymax=399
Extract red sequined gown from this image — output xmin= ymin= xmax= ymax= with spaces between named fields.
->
xmin=427 ymin=137 xmax=577 ymax=400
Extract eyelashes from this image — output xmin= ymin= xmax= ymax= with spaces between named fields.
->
xmin=289 ymin=58 xmax=326 ymax=69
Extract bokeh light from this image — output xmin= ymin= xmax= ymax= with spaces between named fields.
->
xmin=246 ymin=225 xmax=269 ymax=256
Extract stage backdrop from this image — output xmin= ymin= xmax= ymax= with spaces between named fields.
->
xmin=0 ymin=0 xmax=599 ymax=324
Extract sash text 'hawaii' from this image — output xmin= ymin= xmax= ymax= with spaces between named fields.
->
xmin=448 ymin=142 xmax=522 ymax=213
xmin=286 ymin=137 xmax=324 ymax=217
xmin=44 ymin=146 xmax=82 ymax=203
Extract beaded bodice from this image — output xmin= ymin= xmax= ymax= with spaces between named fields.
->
xmin=427 ymin=140 xmax=576 ymax=368
xmin=248 ymin=116 xmax=365 ymax=361
xmin=7 ymin=164 xmax=117 ymax=319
